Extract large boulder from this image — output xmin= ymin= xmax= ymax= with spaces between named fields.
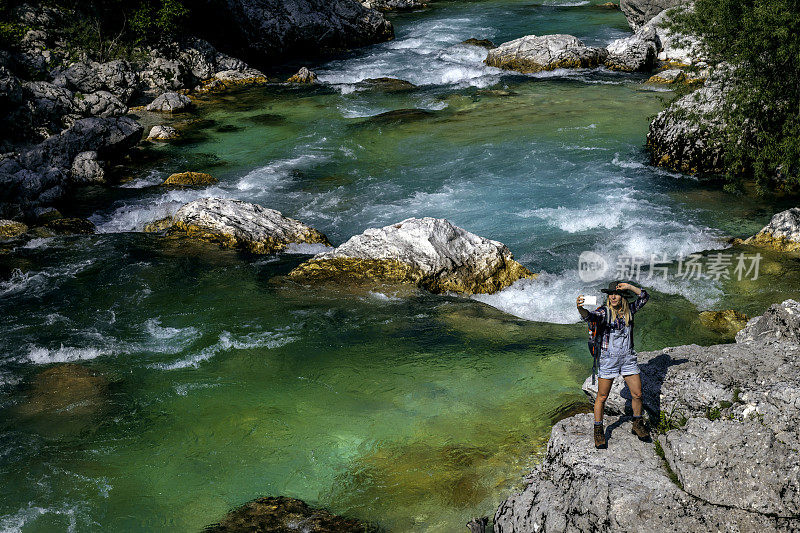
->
xmin=485 ymin=34 xmax=608 ymax=73
xmin=604 ymin=26 xmax=658 ymax=71
xmin=145 ymin=92 xmax=192 ymax=113
xmin=73 ymin=90 xmax=128 ymax=118
xmin=193 ymin=0 xmax=394 ymax=63
xmin=737 ymin=208 xmax=800 ymax=253
xmin=646 ymin=69 xmax=729 ymax=175
xmin=642 ymin=6 xmax=702 ymax=65
xmin=288 ymin=217 xmax=534 ymax=294
xmin=499 ymin=298 xmax=800 ymax=532
xmin=144 ymin=197 xmax=331 ymax=254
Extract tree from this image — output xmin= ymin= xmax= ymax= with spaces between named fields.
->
xmin=669 ymin=0 xmax=800 ymax=194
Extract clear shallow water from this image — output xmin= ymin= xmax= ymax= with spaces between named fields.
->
xmin=2 ymin=1 xmax=800 ymax=531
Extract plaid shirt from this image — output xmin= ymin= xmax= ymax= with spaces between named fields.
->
xmin=581 ymin=289 xmax=649 ymax=352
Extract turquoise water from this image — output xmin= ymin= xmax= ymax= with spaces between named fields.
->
xmin=2 ymin=1 xmax=800 ymax=531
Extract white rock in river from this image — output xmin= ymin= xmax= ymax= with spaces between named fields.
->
xmin=147 ymin=125 xmax=179 ymax=140
xmin=144 ymin=197 xmax=330 ymax=254
xmin=740 ymin=208 xmax=800 ymax=252
xmin=485 ymin=34 xmax=608 ymax=73
xmin=289 ymin=217 xmax=534 ymax=294
xmin=605 ymin=25 xmax=658 ymax=71
xmin=145 ymin=92 xmax=192 ymax=113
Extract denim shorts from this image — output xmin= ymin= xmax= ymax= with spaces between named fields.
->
xmin=598 ymin=350 xmax=639 ymax=379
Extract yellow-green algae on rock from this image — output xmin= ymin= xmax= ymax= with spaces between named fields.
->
xmin=289 ymin=217 xmax=535 ymax=295
xmin=161 ymin=171 xmax=219 ymax=187
xmin=732 ymin=208 xmax=800 ymax=252
xmin=0 ymin=220 xmax=28 ymax=239
xmin=699 ymin=309 xmax=749 ymax=337
xmin=144 ymin=197 xmax=330 ymax=254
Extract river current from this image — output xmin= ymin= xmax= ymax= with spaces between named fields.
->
xmin=2 ymin=1 xmax=800 ymax=531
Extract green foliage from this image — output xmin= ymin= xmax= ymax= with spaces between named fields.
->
xmin=705 ymin=405 xmax=721 ymax=421
xmin=654 ymin=405 xmax=687 ymax=434
xmin=669 ymin=0 xmax=800 ymax=193
xmin=732 ymin=387 xmax=742 ymax=403
xmin=654 ymin=440 xmax=684 ymax=489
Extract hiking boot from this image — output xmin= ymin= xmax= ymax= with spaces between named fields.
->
xmin=631 ymin=417 xmax=651 ymax=441
xmin=594 ymin=423 xmax=606 ymax=448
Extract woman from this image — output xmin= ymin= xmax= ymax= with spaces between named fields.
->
xmin=576 ymin=280 xmax=650 ymax=448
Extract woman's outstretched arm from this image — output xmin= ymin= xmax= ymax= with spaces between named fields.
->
xmin=617 ymin=282 xmax=649 ymax=314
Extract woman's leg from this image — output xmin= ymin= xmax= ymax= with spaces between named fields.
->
xmin=623 ymin=373 xmax=643 ymax=417
xmin=594 ymin=377 xmax=614 ymax=423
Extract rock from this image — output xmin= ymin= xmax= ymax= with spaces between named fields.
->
xmin=288 ymin=217 xmax=534 ymax=294
xmin=466 ymin=516 xmax=488 ymax=533
xmin=738 ymin=208 xmax=800 ymax=252
xmin=598 ymin=1 xmax=619 ymax=8
xmin=494 ymin=413 xmax=789 ymax=532
xmin=145 ymin=92 xmax=192 ymax=113
xmin=358 ymin=77 xmax=416 ymax=91
xmin=147 ymin=125 xmax=180 ymax=141
xmin=698 ymin=309 xmax=749 ymax=337
xmin=70 ymin=150 xmax=105 ymax=184
xmin=205 ymin=496 xmax=374 ymax=532
xmin=139 ymin=57 xmax=191 ymax=93
xmin=0 ymin=219 xmax=28 ymax=239
xmin=364 ymin=108 xmax=433 ymax=124
xmin=659 ymin=417 xmax=800 ymax=517
xmin=360 ymin=0 xmax=425 ymax=10
xmin=643 ymin=6 xmax=702 ymax=65
xmin=195 ymin=0 xmax=394 ymax=61
xmin=461 ymin=38 xmax=496 ymax=49
xmin=73 ymin=90 xmax=128 ymax=117
xmin=619 ymin=0 xmax=687 ymax=30
xmin=287 ymin=67 xmax=317 ymax=83
xmin=33 ymin=207 xmax=62 ymax=224
xmin=145 ymin=197 xmax=331 ymax=254
xmin=161 ymin=171 xmax=219 ymax=187
xmin=735 ymin=299 xmax=800 ymax=344
xmin=604 ymin=25 xmax=658 ymax=72
xmin=485 ymin=34 xmax=609 ymax=73
xmin=646 ymin=68 xmax=685 ymax=84
xmin=213 ymin=69 xmax=266 ymax=82
xmin=44 ymin=217 xmax=96 ymax=235
xmin=22 ymin=81 xmax=77 ymax=137
xmin=646 ymin=69 xmax=729 ymax=175
xmin=17 ymin=364 xmax=108 ymax=417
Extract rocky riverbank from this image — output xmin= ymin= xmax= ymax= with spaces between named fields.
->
xmin=0 ymin=1 xmax=393 ymax=222
xmin=493 ymin=296 xmax=800 ymax=532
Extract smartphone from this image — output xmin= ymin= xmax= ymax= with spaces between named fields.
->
xmin=583 ymin=295 xmax=597 ymax=306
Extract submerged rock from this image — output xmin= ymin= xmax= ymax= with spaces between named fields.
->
xmin=147 ymin=125 xmax=179 ymax=141
xmin=43 ymin=217 xmax=96 ymax=235
xmin=145 ymin=197 xmax=330 ymax=254
xmin=358 ymin=77 xmax=416 ymax=92
xmin=289 ymin=217 xmax=534 ymax=294
xmin=17 ymin=364 xmax=108 ymax=417
xmin=287 ymin=67 xmax=317 ymax=83
xmin=698 ymin=309 xmax=748 ymax=337
xmin=485 ymin=34 xmax=608 ymax=73
xmin=364 ymin=108 xmax=433 ymax=124
xmin=205 ymin=496 xmax=375 ymax=532
xmin=145 ymin=92 xmax=192 ymax=113
xmin=461 ymin=38 xmax=496 ymax=49
xmin=737 ymin=207 xmax=800 ymax=252
xmin=161 ymin=171 xmax=218 ymax=187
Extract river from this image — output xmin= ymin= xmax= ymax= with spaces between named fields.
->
xmin=2 ymin=0 xmax=799 ymax=531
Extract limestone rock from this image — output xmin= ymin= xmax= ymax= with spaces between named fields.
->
xmin=17 ymin=364 xmax=108 ymax=417
xmin=735 ymin=299 xmax=800 ymax=344
xmin=70 ymin=150 xmax=105 ymax=184
xmin=660 ymin=417 xmax=800 ymax=517
xmin=289 ymin=217 xmax=534 ymax=294
xmin=205 ymin=496 xmax=373 ymax=532
xmin=145 ymin=197 xmax=330 ymax=254
xmin=646 ymin=69 xmax=728 ymax=175
xmin=740 ymin=208 xmax=800 ymax=252
xmin=461 ymin=38 xmax=496 ymax=49
xmin=74 ymin=90 xmax=127 ymax=118
xmin=643 ymin=6 xmax=702 ymax=65
xmin=646 ymin=68 xmax=685 ymax=84
xmin=604 ymin=25 xmax=658 ymax=71
xmin=139 ymin=57 xmax=191 ymax=93
xmin=145 ymin=92 xmax=192 ymax=113
xmin=698 ymin=309 xmax=748 ymax=337
xmin=360 ymin=0 xmax=425 ymax=10
xmin=358 ymin=77 xmax=416 ymax=91
xmin=147 ymin=125 xmax=179 ymax=141
xmin=195 ymin=0 xmax=394 ymax=60
xmin=494 ymin=413 xmax=784 ymax=532
xmin=44 ymin=217 xmax=96 ymax=235
xmin=620 ymin=0 xmax=688 ymax=30
xmin=485 ymin=34 xmax=609 ymax=73
xmin=287 ymin=67 xmax=317 ymax=84
xmin=0 ymin=219 xmax=28 ymax=240
xmin=161 ymin=171 xmax=218 ymax=187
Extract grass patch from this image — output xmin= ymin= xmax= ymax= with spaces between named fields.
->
xmin=654 ymin=439 xmax=684 ymax=490
xmin=654 ymin=405 xmax=687 ymax=434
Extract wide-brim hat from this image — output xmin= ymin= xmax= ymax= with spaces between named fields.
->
xmin=600 ymin=280 xmax=636 ymax=300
